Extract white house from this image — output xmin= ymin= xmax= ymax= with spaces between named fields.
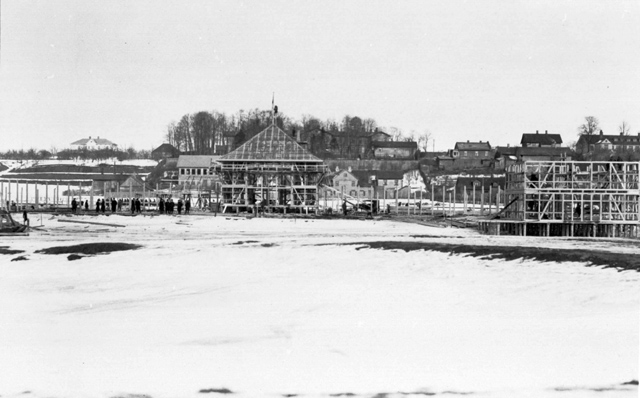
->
xmin=70 ymin=136 xmax=118 ymax=150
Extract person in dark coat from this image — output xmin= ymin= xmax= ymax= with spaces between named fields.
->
xmin=117 ymin=199 xmax=122 ymax=212
xmin=71 ymin=198 xmax=77 ymax=214
xmin=167 ymin=198 xmax=174 ymax=214
xmin=135 ymin=198 xmax=141 ymax=213
xmin=177 ymin=199 xmax=183 ymax=214
xmin=85 ymin=200 xmax=89 ymax=211
xmin=111 ymin=198 xmax=117 ymax=213
xmin=159 ymin=198 xmax=165 ymax=214
xmin=23 ymin=210 xmax=29 ymax=226
xmin=342 ymin=200 xmax=348 ymax=216
xmin=131 ymin=199 xmax=135 ymax=214
xmin=100 ymin=199 xmax=106 ymax=213
xmin=185 ymin=198 xmax=191 ymax=214
xmin=96 ymin=199 xmax=100 ymax=213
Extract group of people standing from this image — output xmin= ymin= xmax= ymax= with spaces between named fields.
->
xmin=69 ymin=197 xmax=192 ymax=215
xmin=157 ymin=197 xmax=190 ymax=214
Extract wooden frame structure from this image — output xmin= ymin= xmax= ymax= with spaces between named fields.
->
xmin=213 ymin=123 xmax=327 ymax=214
xmin=479 ymin=160 xmax=640 ymax=237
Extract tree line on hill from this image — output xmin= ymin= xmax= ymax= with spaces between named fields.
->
xmin=164 ymin=109 xmax=431 ymax=156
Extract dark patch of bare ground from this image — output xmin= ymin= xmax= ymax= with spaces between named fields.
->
xmin=110 ymin=395 xmax=153 ymax=398
xmin=622 ymin=379 xmax=638 ymax=385
xmin=35 ymin=242 xmax=141 ymax=255
xmin=0 ymin=246 xmax=25 ymax=255
xmin=335 ymin=241 xmax=640 ymax=272
xmin=11 ymin=255 xmax=29 ymax=261
xmin=231 ymin=240 xmax=259 ymax=245
xmin=199 ymin=388 xmax=233 ymax=394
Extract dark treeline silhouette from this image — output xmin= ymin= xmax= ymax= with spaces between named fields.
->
xmin=165 ymin=108 xmax=380 ymax=157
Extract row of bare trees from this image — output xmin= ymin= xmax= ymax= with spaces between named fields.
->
xmin=578 ymin=116 xmax=634 ymax=136
xmin=165 ymin=109 xmax=431 ymax=156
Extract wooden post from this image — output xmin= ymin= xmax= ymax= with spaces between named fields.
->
xmin=419 ymin=189 xmax=423 ymax=215
xmin=489 ymin=185 xmax=493 ymax=214
xmin=442 ymin=183 xmax=446 ymax=217
xmin=463 ymin=185 xmax=467 ymax=213
xmin=480 ymin=185 xmax=485 ymax=215
xmin=67 ymin=182 xmax=70 ymax=207
xmin=431 ymin=183 xmax=434 ymax=217
xmin=472 ymin=185 xmax=476 ymax=214
xmin=395 ymin=188 xmax=399 ymax=215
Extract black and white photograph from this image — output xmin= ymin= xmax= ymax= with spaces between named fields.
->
xmin=0 ymin=1 xmax=638 ymax=397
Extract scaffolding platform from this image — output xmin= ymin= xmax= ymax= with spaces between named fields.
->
xmin=480 ymin=160 xmax=640 ymax=238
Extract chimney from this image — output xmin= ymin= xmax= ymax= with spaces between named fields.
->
xmin=545 ymin=130 xmax=548 ymax=134
xmin=467 ymin=140 xmax=469 ymax=143
xmin=536 ymin=130 xmax=539 ymax=134
xmin=600 ymin=130 xmax=604 ymax=135
xmin=296 ymin=130 xmax=301 ymax=142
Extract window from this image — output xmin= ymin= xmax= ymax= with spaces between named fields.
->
xmin=197 ymin=169 xmax=201 ymax=175
xmin=181 ymin=169 xmax=185 ymax=175
xmin=475 ymin=151 xmax=479 ymax=157
xmin=463 ymin=151 xmax=468 ymax=157
xmin=484 ymin=151 xmax=488 ymax=157
xmin=351 ymin=181 xmax=355 ymax=187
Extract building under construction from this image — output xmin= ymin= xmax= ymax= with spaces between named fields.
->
xmin=212 ymin=123 xmax=327 ymax=214
xmin=479 ymin=160 xmax=640 ymax=237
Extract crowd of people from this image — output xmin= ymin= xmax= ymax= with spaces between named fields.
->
xmin=68 ymin=197 xmax=193 ymax=215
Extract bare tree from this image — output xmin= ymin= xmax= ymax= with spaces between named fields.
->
xmin=619 ymin=121 xmax=631 ymax=135
xmin=417 ymin=130 xmax=432 ymax=152
xmin=578 ymin=116 xmax=600 ymax=136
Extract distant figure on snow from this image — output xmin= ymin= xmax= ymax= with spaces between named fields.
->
xmin=100 ymin=199 xmax=106 ymax=213
xmin=342 ymin=200 xmax=348 ymax=216
xmin=185 ymin=198 xmax=191 ymax=214
xmin=71 ymin=198 xmax=77 ymax=214
xmin=158 ymin=198 xmax=165 ymax=214
xmin=23 ymin=210 xmax=29 ymax=226
xmin=177 ymin=199 xmax=183 ymax=214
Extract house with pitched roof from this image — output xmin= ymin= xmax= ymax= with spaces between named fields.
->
xmin=213 ymin=123 xmax=326 ymax=213
xmin=576 ymin=130 xmax=640 ymax=156
xmin=520 ymin=131 xmax=563 ymax=147
xmin=438 ymin=141 xmax=493 ymax=170
xmin=177 ymin=155 xmax=219 ymax=186
xmin=152 ymin=143 xmax=181 ymax=160
xmin=70 ymin=136 xmax=118 ymax=150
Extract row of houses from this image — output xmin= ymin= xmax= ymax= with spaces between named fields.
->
xmin=436 ymin=130 xmax=570 ymax=171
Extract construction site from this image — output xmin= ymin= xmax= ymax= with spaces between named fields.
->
xmin=479 ymin=160 xmax=640 ymax=238
xmin=212 ymin=123 xmax=327 ymax=214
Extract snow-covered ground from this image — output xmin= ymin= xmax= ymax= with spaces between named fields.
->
xmin=0 ymin=214 xmax=637 ymax=398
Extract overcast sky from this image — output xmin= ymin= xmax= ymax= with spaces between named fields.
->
xmin=1 ymin=0 xmax=639 ymax=152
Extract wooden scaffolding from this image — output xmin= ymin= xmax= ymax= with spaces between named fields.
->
xmin=212 ymin=123 xmax=327 ymax=214
xmin=479 ymin=160 xmax=640 ymax=237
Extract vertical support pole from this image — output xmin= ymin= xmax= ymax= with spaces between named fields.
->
xmin=67 ymin=182 xmax=70 ymax=207
xmin=464 ymin=185 xmax=467 ymax=213
xmin=45 ymin=181 xmax=49 ymax=206
xmin=395 ymin=188 xmax=399 ymax=215
xmin=481 ymin=185 xmax=485 ymax=215
xmin=442 ymin=183 xmax=446 ymax=217
xmin=472 ymin=185 xmax=476 ymax=214
xmin=431 ymin=183 xmax=435 ymax=217
xmin=489 ymin=185 xmax=493 ymax=214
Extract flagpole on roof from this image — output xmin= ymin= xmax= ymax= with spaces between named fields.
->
xmin=271 ymin=93 xmax=277 ymax=126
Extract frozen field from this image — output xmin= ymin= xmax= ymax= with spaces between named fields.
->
xmin=0 ymin=213 xmax=638 ymax=398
